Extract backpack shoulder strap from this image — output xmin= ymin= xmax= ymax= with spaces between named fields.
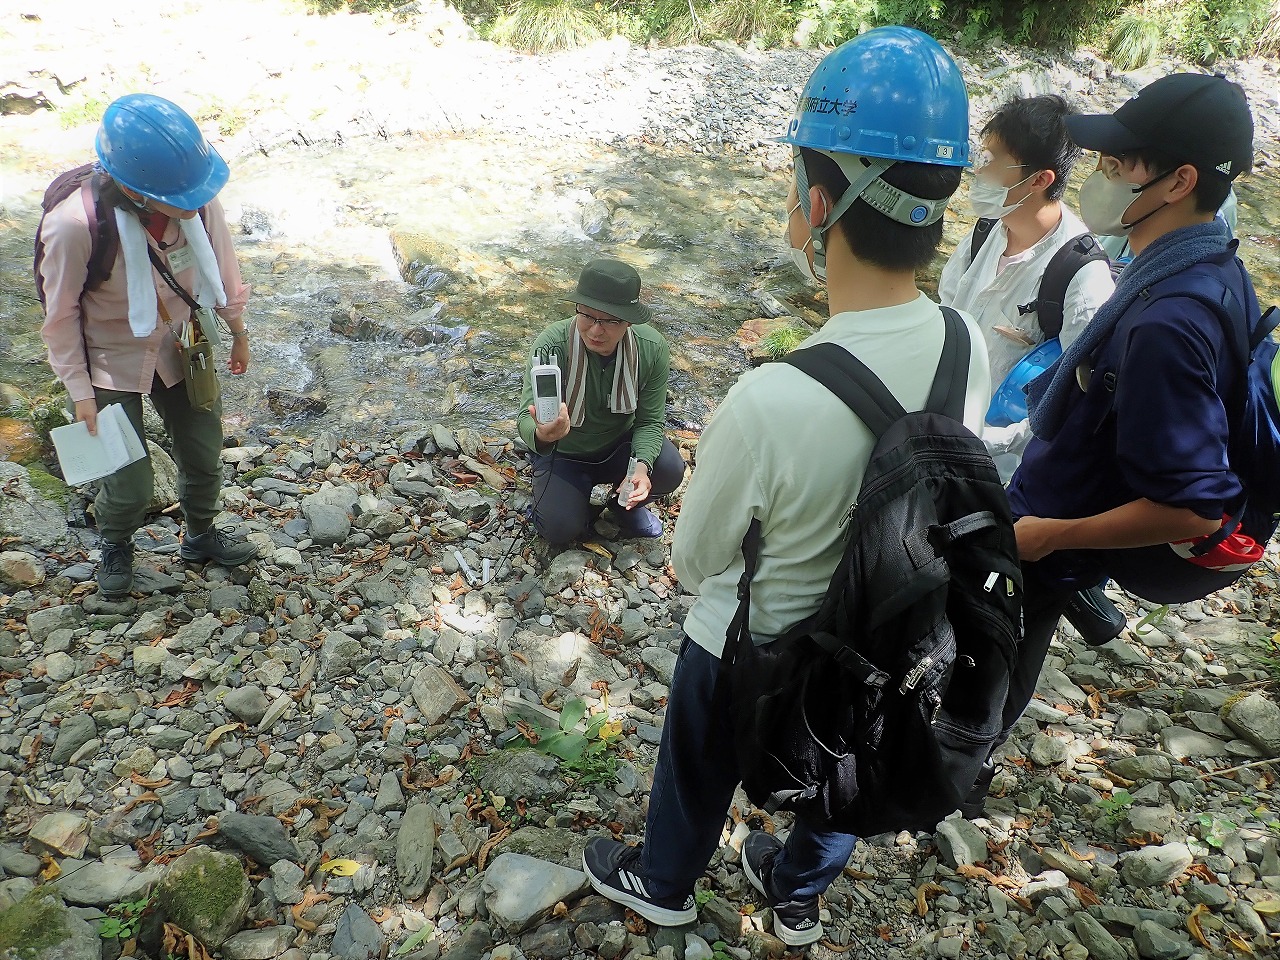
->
xmin=970 ymin=218 xmax=997 ymax=263
xmin=1021 ymin=233 xmax=1109 ymax=340
xmin=784 ymin=307 xmax=970 ymax=435
xmin=783 ymin=343 xmax=905 ymax=439
xmin=926 ymin=306 xmax=971 ymax=421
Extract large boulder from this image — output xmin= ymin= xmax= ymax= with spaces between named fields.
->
xmin=0 ymin=462 xmax=69 ymax=549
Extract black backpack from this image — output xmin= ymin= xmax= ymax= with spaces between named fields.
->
xmin=970 ymin=217 xmax=1111 ymax=341
xmin=717 ymin=307 xmax=1023 ymax=836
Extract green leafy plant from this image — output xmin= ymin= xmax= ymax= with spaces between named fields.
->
xmin=511 ymin=695 xmax=625 ymax=784
xmin=695 ymin=888 xmax=716 ymax=906
xmin=1177 ymin=0 xmax=1270 ymax=63
xmin=1097 ymin=788 xmax=1134 ymax=827
xmin=711 ymin=940 xmax=734 ymax=960
xmin=1250 ymin=633 xmax=1280 ymax=684
xmin=98 ymin=891 xmax=153 ymax=941
xmin=394 ymin=920 xmax=436 ymax=956
xmin=1197 ymin=813 xmax=1239 ymax=848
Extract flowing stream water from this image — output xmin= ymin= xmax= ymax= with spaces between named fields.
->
xmin=3 ymin=133 xmax=1280 ymax=442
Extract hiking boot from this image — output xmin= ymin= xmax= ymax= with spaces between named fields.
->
xmin=96 ymin=539 xmax=134 ymax=598
xmin=741 ymin=831 xmax=823 ymax=947
xmin=608 ymin=504 xmax=663 ymax=538
xmin=179 ymin=526 xmax=257 ymax=566
xmin=582 ymin=838 xmax=696 ymax=927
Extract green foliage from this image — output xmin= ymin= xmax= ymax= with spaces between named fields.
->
xmin=304 ymin=0 xmax=409 ymax=13
xmin=1196 ymin=813 xmax=1239 ymax=848
xmin=759 ymin=324 xmax=810 ymax=359
xmin=695 ymin=888 xmax=716 ymax=906
xmin=58 ymin=94 xmax=110 ymax=130
xmin=794 ymin=0 xmax=876 ymax=46
xmin=447 ymin=0 xmax=1270 ymax=53
xmin=506 ymin=695 xmax=625 ymax=785
xmin=489 ymin=0 xmax=605 ymax=53
xmin=1250 ymin=632 xmax=1280 ymax=684
xmin=1106 ymin=10 xmax=1164 ymax=68
xmin=98 ymin=891 xmax=153 ymax=942
xmin=1097 ymin=788 xmax=1134 ymax=826
xmin=711 ymin=940 xmax=734 ymax=960
xmin=394 ymin=920 xmax=436 ymax=955
xmin=1176 ymin=0 xmax=1270 ymax=64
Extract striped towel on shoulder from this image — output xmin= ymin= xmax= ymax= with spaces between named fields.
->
xmin=565 ymin=325 xmax=639 ymax=427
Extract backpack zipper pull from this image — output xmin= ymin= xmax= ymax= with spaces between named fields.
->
xmin=901 ymin=656 xmax=933 ymax=693
xmin=1006 ymin=577 xmax=1015 ymax=597
xmin=983 ymin=571 xmax=999 ymax=592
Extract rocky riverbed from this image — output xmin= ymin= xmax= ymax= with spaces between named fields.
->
xmin=4 ymin=2 xmax=1280 ymax=959
xmin=1 ymin=419 xmax=1280 ymax=960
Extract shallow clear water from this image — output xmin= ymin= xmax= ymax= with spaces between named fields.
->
xmin=3 ymin=134 xmax=1279 ymax=440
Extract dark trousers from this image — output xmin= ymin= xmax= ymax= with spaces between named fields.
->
xmin=530 ymin=435 xmax=685 ymax=546
xmin=92 ymin=377 xmax=225 ymax=545
xmin=999 ymin=568 xmax=1072 ymax=743
xmin=640 ymin=637 xmax=858 ymax=901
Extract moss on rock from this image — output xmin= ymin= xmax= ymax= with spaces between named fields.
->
xmin=25 ymin=466 xmax=69 ymax=507
xmin=0 ymin=886 xmax=70 ymax=957
xmin=156 ymin=846 xmax=251 ymax=949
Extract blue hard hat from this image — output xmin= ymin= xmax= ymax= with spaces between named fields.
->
xmin=95 ymin=94 xmax=229 ymax=210
xmin=780 ymin=26 xmax=970 ymax=168
xmin=986 ymin=338 xmax=1063 ymax=428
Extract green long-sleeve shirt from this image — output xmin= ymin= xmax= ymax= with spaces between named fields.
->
xmin=517 ymin=318 xmax=671 ymax=467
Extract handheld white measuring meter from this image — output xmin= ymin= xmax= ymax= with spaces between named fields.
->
xmin=531 ymin=353 xmax=562 ymax=424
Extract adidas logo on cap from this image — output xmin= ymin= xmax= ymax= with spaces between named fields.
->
xmin=1216 ymin=160 xmax=1233 ymax=175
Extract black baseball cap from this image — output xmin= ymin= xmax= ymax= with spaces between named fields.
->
xmin=1065 ymin=73 xmax=1253 ymax=180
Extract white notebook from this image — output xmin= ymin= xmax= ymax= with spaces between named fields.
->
xmin=50 ymin=404 xmax=146 ymax=486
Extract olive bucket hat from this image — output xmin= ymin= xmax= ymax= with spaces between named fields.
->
xmin=565 ymin=259 xmax=651 ymax=325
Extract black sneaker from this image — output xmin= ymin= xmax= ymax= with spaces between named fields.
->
xmin=582 ymin=838 xmax=696 ymax=927
xmin=179 ymin=526 xmax=256 ymax=566
xmin=96 ymin=539 xmax=134 ymax=598
xmin=741 ymin=831 xmax=823 ymax=947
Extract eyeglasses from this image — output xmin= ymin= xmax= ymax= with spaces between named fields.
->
xmin=576 ymin=309 xmax=628 ymax=328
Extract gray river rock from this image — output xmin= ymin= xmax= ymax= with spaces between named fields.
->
xmin=4 ymin=5 xmax=1280 ymax=959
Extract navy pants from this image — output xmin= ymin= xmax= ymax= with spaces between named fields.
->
xmin=530 ymin=435 xmax=685 ymax=546
xmin=640 ymin=636 xmax=858 ymax=901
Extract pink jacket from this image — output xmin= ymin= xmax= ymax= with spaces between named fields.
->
xmin=38 ymin=192 xmax=250 ymax=402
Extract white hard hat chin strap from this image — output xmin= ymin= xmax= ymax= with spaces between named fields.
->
xmin=794 ymin=148 xmax=949 ymax=275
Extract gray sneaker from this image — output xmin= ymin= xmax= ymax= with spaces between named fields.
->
xmin=96 ymin=539 xmax=134 ymax=598
xmin=179 ymin=526 xmax=256 ymax=566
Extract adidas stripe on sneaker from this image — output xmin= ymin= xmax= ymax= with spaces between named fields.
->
xmin=582 ymin=837 xmax=697 ymax=927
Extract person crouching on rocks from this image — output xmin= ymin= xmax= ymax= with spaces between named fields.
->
xmin=517 ymin=259 xmax=686 ymax=546
xmin=36 ymin=93 xmax=257 ymax=598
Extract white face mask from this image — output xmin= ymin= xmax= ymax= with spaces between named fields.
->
xmin=1077 ymin=169 xmax=1141 ymax=236
xmin=966 ymin=169 xmax=1036 ymax=220
xmin=1078 ymin=164 xmax=1175 ymax=237
xmin=785 ymin=199 xmax=825 ymax=286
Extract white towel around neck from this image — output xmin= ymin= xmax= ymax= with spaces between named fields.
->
xmin=114 ymin=207 xmax=227 ymax=338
